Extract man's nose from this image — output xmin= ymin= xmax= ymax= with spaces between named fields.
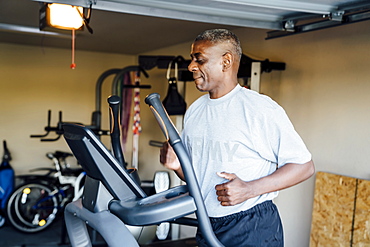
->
xmin=188 ymin=61 xmax=198 ymax=72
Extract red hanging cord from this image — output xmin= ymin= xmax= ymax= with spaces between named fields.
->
xmin=70 ymin=29 xmax=76 ymax=69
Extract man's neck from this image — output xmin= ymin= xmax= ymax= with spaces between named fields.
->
xmin=209 ymin=81 xmax=238 ymax=99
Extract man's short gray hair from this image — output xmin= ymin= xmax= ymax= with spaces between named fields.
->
xmin=194 ymin=29 xmax=242 ymax=59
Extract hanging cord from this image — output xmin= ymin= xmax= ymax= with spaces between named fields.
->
xmin=70 ymin=5 xmax=94 ymax=69
xmin=121 ymin=73 xmax=133 ymax=152
xmin=166 ymin=60 xmax=178 ymax=82
xmin=132 ymin=71 xmax=141 ymax=169
xmin=70 ymin=29 xmax=76 ymax=69
xmin=132 ymin=71 xmax=142 ymax=136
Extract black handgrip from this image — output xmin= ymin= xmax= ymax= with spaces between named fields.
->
xmin=40 ymin=135 xmax=61 ymax=142
xmin=144 ymin=93 xmax=224 ymax=247
xmin=30 ymin=110 xmax=52 ymax=138
xmin=40 ymin=111 xmax=63 ymax=141
xmin=107 ymin=95 xmax=126 ymax=169
xmin=144 ymin=93 xmax=179 ymax=146
xmin=149 ymin=140 xmax=164 ymax=148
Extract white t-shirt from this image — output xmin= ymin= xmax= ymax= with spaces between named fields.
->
xmin=181 ymin=84 xmax=311 ymax=217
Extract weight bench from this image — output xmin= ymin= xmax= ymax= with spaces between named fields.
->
xmin=62 ymin=93 xmax=223 ymax=247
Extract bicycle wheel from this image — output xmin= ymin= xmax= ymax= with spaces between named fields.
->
xmin=6 ymin=183 xmax=59 ymax=233
xmin=0 ymin=213 xmax=5 ymax=227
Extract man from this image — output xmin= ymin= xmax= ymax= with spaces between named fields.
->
xmin=160 ymin=29 xmax=314 ymax=246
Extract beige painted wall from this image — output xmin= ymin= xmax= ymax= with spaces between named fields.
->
xmin=1 ymin=19 xmax=370 ymax=246
xmin=0 ymin=43 xmax=136 ymax=174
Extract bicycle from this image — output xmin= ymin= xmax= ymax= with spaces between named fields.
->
xmin=0 ymin=140 xmax=15 ymax=228
xmin=6 ymin=150 xmax=85 ymax=233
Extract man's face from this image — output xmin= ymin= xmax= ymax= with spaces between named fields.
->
xmin=188 ymin=40 xmax=226 ymax=93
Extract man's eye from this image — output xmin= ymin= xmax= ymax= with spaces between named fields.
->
xmin=196 ymin=59 xmax=204 ymax=64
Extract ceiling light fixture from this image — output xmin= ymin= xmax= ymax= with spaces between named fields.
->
xmin=40 ymin=3 xmax=84 ymax=31
xmin=39 ymin=3 xmax=93 ymax=70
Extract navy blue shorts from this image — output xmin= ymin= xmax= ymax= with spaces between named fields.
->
xmin=196 ymin=200 xmax=284 ymax=247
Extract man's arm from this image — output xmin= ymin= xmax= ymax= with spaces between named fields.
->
xmin=160 ymin=142 xmax=185 ymax=181
xmin=215 ymin=160 xmax=315 ymax=206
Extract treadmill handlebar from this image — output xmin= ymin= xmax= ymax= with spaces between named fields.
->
xmin=144 ymin=93 xmax=179 ymax=145
xmin=144 ymin=93 xmax=224 ymax=247
xmin=107 ymin=95 xmax=126 ymax=169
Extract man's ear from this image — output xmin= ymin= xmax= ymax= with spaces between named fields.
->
xmin=222 ymin=52 xmax=233 ymax=71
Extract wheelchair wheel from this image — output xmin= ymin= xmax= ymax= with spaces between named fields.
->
xmin=6 ymin=183 xmax=60 ymax=233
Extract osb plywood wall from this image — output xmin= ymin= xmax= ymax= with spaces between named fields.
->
xmin=353 ymin=179 xmax=370 ymax=246
xmin=310 ymin=172 xmax=370 ymax=247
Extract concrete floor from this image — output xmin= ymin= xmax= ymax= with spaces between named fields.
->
xmin=0 ymin=217 xmax=197 ymax=247
xmin=0 ymin=215 xmax=110 ymax=247
xmin=0 ymin=217 xmax=71 ymax=247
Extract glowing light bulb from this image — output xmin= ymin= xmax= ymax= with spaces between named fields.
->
xmin=48 ymin=3 xmax=84 ymax=30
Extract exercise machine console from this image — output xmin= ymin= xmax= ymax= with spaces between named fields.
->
xmin=62 ymin=93 xmax=223 ymax=247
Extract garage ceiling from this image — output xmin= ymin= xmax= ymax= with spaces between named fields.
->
xmin=0 ymin=0 xmax=369 ymax=54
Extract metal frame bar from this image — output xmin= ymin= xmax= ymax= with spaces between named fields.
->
xmin=213 ymin=0 xmax=334 ymax=14
xmin=31 ymin=0 xmax=370 ymax=33
xmin=266 ymin=9 xmax=370 ymax=40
